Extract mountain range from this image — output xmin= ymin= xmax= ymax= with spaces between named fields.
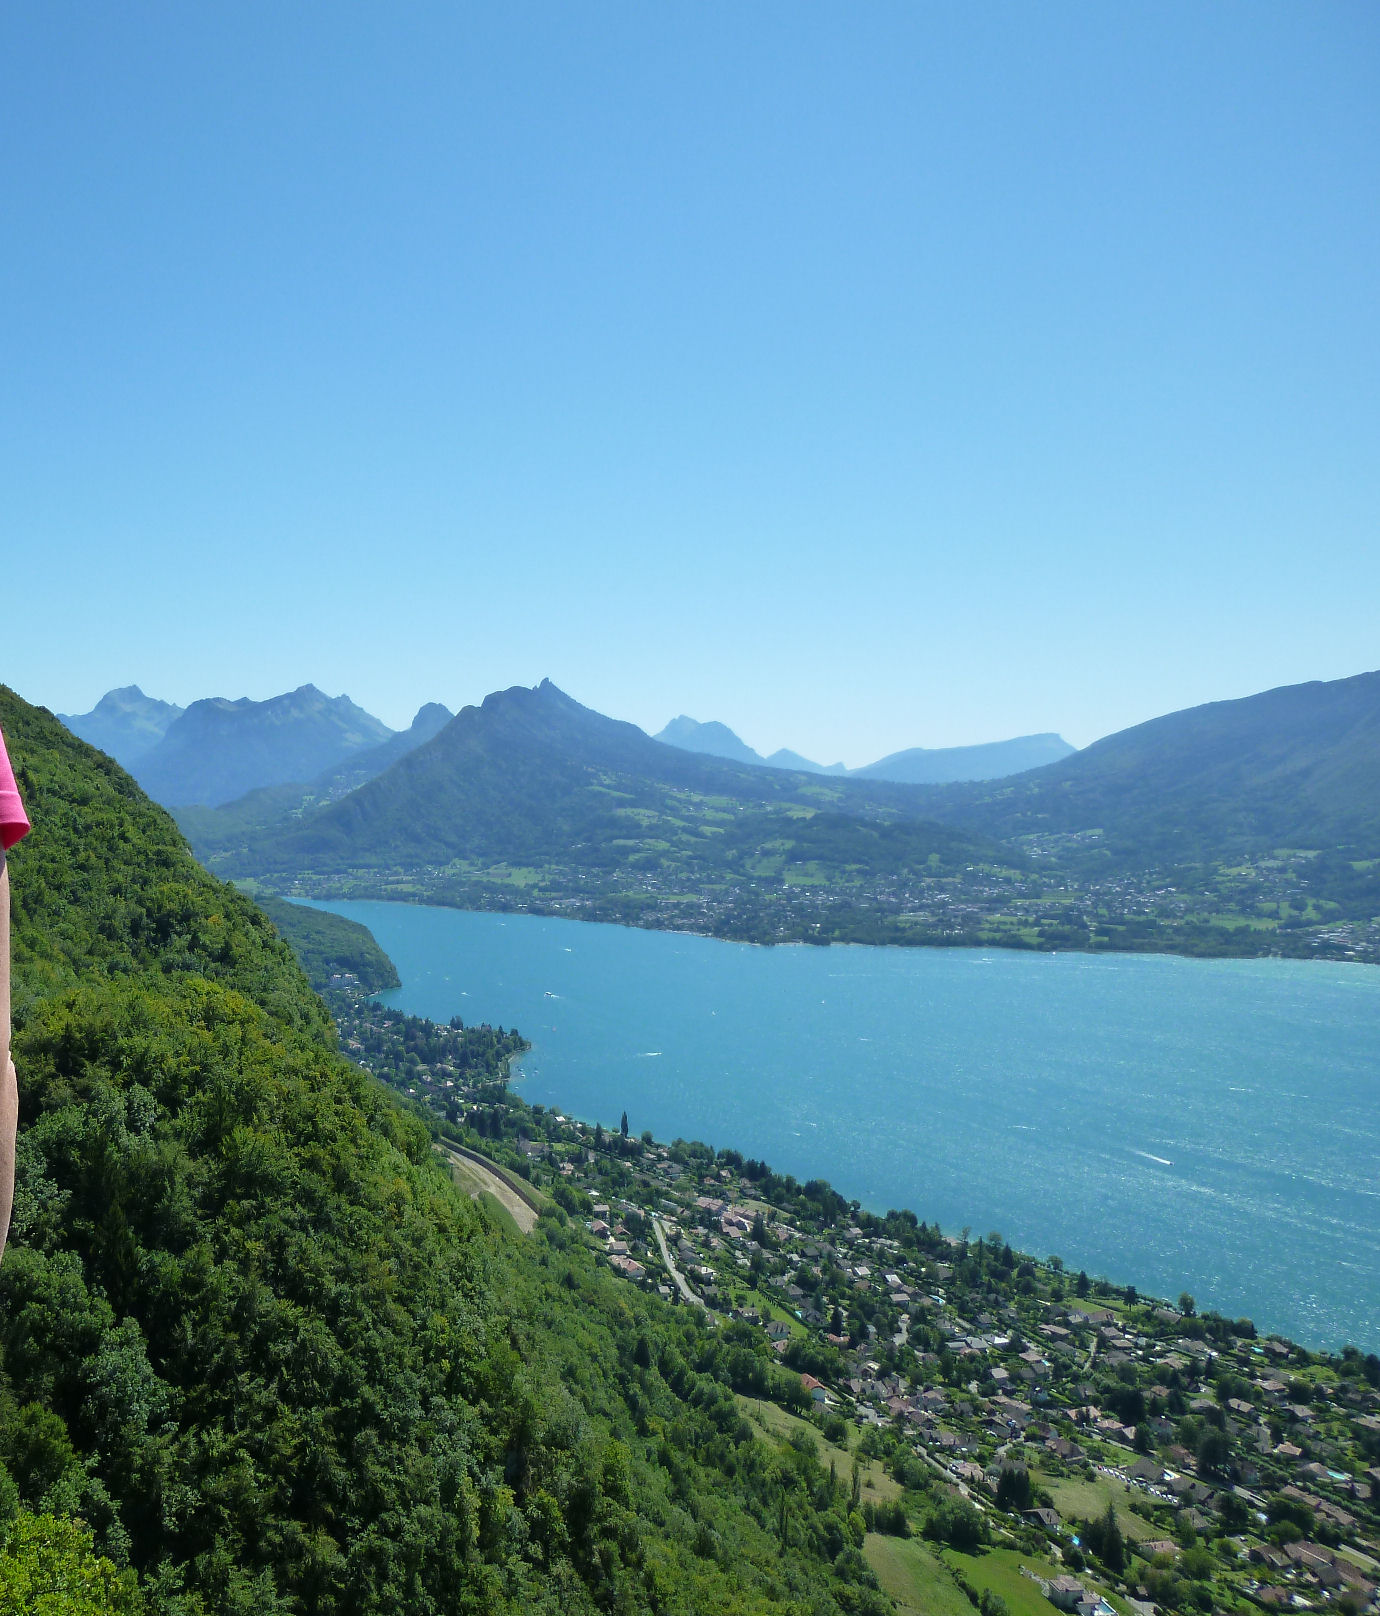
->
xmin=656 ymin=715 xmax=1075 ymax=783
xmin=58 ymin=667 xmax=1380 ymax=956
xmin=194 ymin=679 xmax=992 ymax=890
xmin=167 ymin=667 xmax=1380 ymax=956
xmin=58 ymin=684 xmax=184 ymax=764
xmin=170 ymin=699 xmax=457 ymax=850
xmin=920 ymin=667 xmax=1380 ymax=864
xmin=130 ymin=685 xmax=394 ymax=806
xmin=66 ymin=685 xmax=1071 ymax=811
xmin=62 ymin=684 xmax=454 ymax=810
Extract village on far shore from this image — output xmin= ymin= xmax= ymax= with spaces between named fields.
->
xmin=334 ymin=989 xmax=1380 ymax=1616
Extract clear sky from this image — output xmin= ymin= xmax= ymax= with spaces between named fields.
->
xmin=4 ymin=3 xmax=1377 ymax=763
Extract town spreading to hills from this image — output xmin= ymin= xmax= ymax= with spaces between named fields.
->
xmin=3 ymin=667 xmax=1375 ymax=1612
xmin=63 ymin=667 xmax=1380 ymax=966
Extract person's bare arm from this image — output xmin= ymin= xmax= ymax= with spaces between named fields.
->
xmin=0 ymin=851 xmax=15 ymax=1261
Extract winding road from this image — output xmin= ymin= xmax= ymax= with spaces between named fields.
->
xmin=652 ymin=1215 xmax=715 ymax=1317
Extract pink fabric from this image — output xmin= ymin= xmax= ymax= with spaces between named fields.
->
xmin=0 ymin=728 xmax=29 ymax=850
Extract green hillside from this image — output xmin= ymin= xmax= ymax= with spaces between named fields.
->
xmin=173 ymin=672 xmax=1380 ymax=959
xmin=935 ymin=668 xmax=1380 ymax=866
xmin=0 ymin=688 xmax=891 ymax=1615
xmin=253 ymin=895 xmax=401 ymax=994
xmin=184 ymin=681 xmax=1008 ymax=937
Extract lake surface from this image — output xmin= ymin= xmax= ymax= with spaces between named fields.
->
xmin=314 ymin=901 xmax=1380 ymax=1351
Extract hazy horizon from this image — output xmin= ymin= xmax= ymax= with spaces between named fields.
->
xmin=6 ymin=4 xmax=1377 ymax=763
xmin=58 ymin=670 xmax=1089 ymax=769
xmin=49 ymin=659 xmax=1380 ymax=772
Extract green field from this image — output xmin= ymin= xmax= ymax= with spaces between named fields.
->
xmin=1067 ymin=1296 xmax=1130 ymax=1320
xmin=732 ymin=1289 xmax=809 ymax=1337
xmin=1034 ymin=1468 xmax=1158 ymax=1542
xmin=476 ymin=1190 xmax=523 ymax=1238
xmin=944 ymin=1547 xmax=1127 ymax=1616
xmin=864 ymin=1534 xmax=972 ymax=1616
xmin=943 ymin=1547 xmax=1075 ymax=1616
xmin=1206 ymin=912 xmax=1277 ymax=931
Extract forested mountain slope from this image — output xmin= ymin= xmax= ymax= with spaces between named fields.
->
xmin=930 ymin=669 xmax=1380 ymax=866
xmin=131 ymin=685 xmax=393 ymax=808
xmin=0 ymin=686 xmax=891 ymax=1616
xmin=196 ymin=679 xmax=995 ymax=885
xmin=174 ymin=701 xmax=454 ymax=852
xmin=254 ymin=895 xmax=402 ymax=994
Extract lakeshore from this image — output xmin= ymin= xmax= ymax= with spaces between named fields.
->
xmin=307 ymin=899 xmax=1380 ymax=1352
xmin=328 ymin=983 xmax=1380 ymax=1616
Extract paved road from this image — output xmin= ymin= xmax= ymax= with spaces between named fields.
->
xmin=652 ymin=1215 xmax=714 ymax=1316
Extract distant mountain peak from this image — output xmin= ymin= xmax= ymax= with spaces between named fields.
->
xmin=656 ymin=712 xmax=1071 ymax=783
xmin=655 ymin=715 xmax=764 ymax=767
xmin=132 ymin=686 xmax=395 ymax=808
xmin=853 ymin=733 xmax=1076 ymax=784
xmin=766 ymin=748 xmax=848 ymax=775
xmin=59 ymin=685 xmax=186 ymax=768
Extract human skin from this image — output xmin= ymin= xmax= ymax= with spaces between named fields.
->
xmin=0 ymin=851 xmax=14 ymax=1262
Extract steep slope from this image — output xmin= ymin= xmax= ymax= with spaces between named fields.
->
xmin=936 ymin=669 xmax=1380 ymax=864
xmin=174 ymin=700 xmax=455 ymax=854
xmin=208 ymin=680 xmax=995 ymax=885
xmin=254 ymin=895 xmax=401 ymax=994
xmin=323 ymin=699 xmax=453 ymax=793
xmin=853 ymin=733 xmax=1075 ymax=785
xmin=1 ymin=690 xmax=329 ymax=1039
xmin=58 ymin=686 xmax=184 ymax=768
xmin=0 ymin=686 xmax=891 ymax=1616
xmin=133 ymin=685 xmax=394 ymax=808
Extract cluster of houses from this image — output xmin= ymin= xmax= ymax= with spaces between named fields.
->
xmin=521 ymin=1120 xmax=1380 ymax=1613
xmin=332 ymin=997 xmax=1380 ymax=1611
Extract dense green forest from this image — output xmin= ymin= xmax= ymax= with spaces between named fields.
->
xmin=0 ymin=688 xmax=892 ymax=1615
xmin=253 ymin=895 xmax=401 ymax=995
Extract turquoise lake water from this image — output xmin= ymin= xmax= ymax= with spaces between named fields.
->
xmin=313 ymin=901 xmax=1380 ymax=1351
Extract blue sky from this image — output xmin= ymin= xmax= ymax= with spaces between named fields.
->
xmin=4 ymin=3 xmax=1377 ymax=762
